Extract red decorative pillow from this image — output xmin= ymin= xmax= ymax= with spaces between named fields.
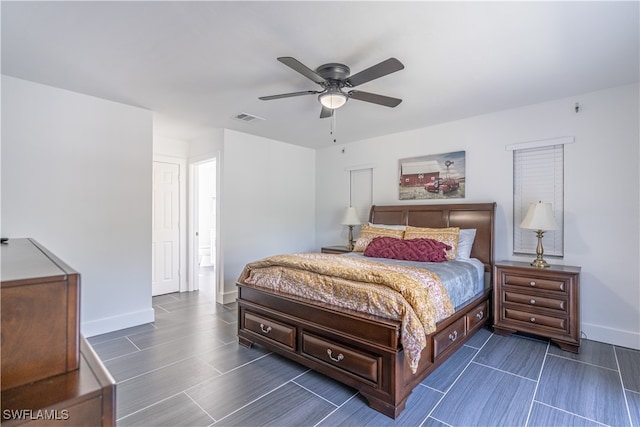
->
xmin=363 ymin=237 xmax=451 ymax=262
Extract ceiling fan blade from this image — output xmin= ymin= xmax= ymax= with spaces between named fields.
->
xmin=277 ymin=57 xmax=327 ymax=85
xmin=320 ymin=106 xmax=334 ymax=119
xmin=259 ymin=90 xmax=320 ymax=101
xmin=349 ymin=90 xmax=402 ymax=107
xmin=345 ymin=58 xmax=404 ymax=87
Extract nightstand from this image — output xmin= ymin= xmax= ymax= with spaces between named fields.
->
xmin=493 ymin=261 xmax=581 ymax=353
xmin=321 ymin=245 xmax=352 ymax=254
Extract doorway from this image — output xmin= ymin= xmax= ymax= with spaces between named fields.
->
xmin=191 ymin=159 xmax=217 ymax=300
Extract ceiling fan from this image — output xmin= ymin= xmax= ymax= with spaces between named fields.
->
xmin=259 ymin=57 xmax=404 ymax=118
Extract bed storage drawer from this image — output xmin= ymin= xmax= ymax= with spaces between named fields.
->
xmin=243 ymin=311 xmax=296 ymax=350
xmin=433 ymin=317 xmax=466 ymax=360
xmin=466 ymin=300 xmax=488 ymax=331
xmin=302 ymin=333 xmax=379 ymax=384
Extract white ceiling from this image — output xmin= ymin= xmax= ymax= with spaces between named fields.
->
xmin=2 ymin=1 xmax=638 ymax=149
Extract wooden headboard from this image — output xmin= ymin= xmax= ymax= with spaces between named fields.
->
xmin=369 ymin=203 xmax=496 ymax=271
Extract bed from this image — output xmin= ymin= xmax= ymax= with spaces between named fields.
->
xmin=236 ymin=202 xmax=495 ymax=418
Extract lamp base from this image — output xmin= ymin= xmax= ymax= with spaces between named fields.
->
xmin=531 ymin=229 xmax=550 ymax=268
xmin=347 ymin=225 xmax=355 ymax=251
xmin=530 ymin=258 xmax=550 ymax=268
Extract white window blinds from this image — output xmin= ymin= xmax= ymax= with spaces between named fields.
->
xmin=349 ymin=168 xmax=373 ymax=223
xmin=513 ymin=144 xmax=564 ymax=256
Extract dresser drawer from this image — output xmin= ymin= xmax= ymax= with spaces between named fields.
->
xmin=433 ymin=317 xmax=466 ymax=360
xmin=466 ymin=300 xmax=488 ymax=331
xmin=244 ymin=311 xmax=296 ymax=350
xmin=504 ymin=292 xmax=566 ymax=312
xmin=504 ymin=308 xmax=567 ymax=332
xmin=302 ymin=333 xmax=379 ymax=384
xmin=503 ymin=274 xmax=566 ymax=292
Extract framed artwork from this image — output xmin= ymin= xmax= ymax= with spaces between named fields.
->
xmin=399 ymin=151 xmax=466 ymax=200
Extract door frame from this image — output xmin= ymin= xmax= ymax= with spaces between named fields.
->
xmin=153 ymin=154 xmax=188 ymax=293
xmin=188 ymin=153 xmax=221 ymax=301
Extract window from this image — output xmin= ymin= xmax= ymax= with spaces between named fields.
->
xmin=348 ymin=167 xmax=373 ymax=223
xmin=510 ymin=137 xmax=572 ymax=257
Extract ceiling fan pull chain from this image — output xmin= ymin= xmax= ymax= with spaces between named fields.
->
xmin=331 ymin=111 xmax=337 ymax=142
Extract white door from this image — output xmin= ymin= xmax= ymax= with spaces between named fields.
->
xmin=152 ymin=161 xmax=180 ymax=296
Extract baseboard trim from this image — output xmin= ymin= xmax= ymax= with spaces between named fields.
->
xmin=81 ymin=307 xmax=155 ymax=338
xmin=581 ymin=322 xmax=640 ymax=350
xmin=219 ymin=289 xmax=238 ymax=305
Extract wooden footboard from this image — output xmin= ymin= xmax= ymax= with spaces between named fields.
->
xmin=237 ymin=283 xmax=490 ymax=418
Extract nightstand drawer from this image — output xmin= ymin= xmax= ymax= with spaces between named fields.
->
xmin=302 ymin=333 xmax=379 ymax=384
xmin=244 ymin=311 xmax=296 ymax=351
xmin=504 ymin=292 xmax=566 ymax=312
xmin=504 ymin=308 xmax=567 ymax=332
xmin=503 ymin=274 xmax=567 ymax=292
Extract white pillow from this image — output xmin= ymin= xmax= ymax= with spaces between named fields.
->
xmin=368 ymin=222 xmax=406 ymax=230
xmin=456 ymin=229 xmax=477 ymax=259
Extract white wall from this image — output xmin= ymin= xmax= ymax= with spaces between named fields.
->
xmin=188 ymin=129 xmax=224 ymax=161
xmin=221 ymin=129 xmax=316 ymax=301
xmin=1 ymin=76 xmax=154 ymax=337
xmin=316 ymin=83 xmax=640 ymax=350
xmin=154 ymin=135 xmax=189 ymax=159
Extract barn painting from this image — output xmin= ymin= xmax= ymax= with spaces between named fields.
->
xmin=399 ymin=151 xmax=466 ymax=200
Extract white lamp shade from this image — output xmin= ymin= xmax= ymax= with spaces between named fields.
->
xmin=341 ymin=207 xmax=361 ymax=226
xmin=319 ymin=89 xmax=347 ymax=109
xmin=520 ymin=202 xmax=558 ymax=231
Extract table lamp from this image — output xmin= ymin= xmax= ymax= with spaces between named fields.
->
xmin=520 ymin=201 xmax=558 ymax=268
xmin=341 ymin=207 xmax=361 ymax=251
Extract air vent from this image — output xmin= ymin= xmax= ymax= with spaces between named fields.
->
xmin=232 ymin=112 xmax=265 ymax=123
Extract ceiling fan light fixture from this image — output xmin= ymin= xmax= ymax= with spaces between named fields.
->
xmin=318 ymin=87 xmax=347 ymax=109
xmin=261 ymin=56 xmax=404 ymax=116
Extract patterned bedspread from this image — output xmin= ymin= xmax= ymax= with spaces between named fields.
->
xmin=237 ymin=252 xmax=455 ymax=373
xmin=345 ymin=253 xmax=485 ymax=309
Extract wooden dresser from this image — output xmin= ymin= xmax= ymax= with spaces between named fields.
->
xmin=493 ymin=260 xmax=581 ymax=353
xmin=1 ymin=238 xmax=115 ymax=426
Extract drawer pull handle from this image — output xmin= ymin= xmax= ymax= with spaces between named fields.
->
xmin=530 ymin=317 xmax=536 ymax=323
xmin=327 ymin=349 xmax=344 ymax=362
xmin=530 ymin=299 xmax=536 ymax=305
xmin=476 ymin=310 xmax=484 ymax=320
xmin=259 ymin=323 xmax=272 ymax=334
xmin=530 ymin=281 xmax=536 ymax=287
xmin=448 ymin=330 xmax=458 ymax=341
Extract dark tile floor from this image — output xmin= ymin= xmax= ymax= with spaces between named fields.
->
xmin=88 ymin=291 xmax=640 ymax=427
